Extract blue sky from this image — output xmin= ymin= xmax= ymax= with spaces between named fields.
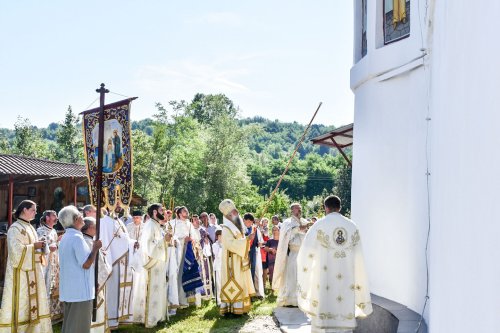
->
xmin=0 ymin=1 xmax=353 ymax=129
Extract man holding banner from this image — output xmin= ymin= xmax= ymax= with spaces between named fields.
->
xmin=82 ymin=95 xmax=138 ymax=330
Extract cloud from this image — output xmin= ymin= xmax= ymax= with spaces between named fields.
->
xmin=186 ymin=11 xmax=243 ymax=26
xmin=134 ymin=60 xmax=251 ymax=103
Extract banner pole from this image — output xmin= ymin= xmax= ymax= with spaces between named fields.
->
xmin=93 ymin=83 xmax=109 ymax=321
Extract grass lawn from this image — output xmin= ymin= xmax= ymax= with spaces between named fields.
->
xmin=54 ymin=293 xmax=277 ymax=333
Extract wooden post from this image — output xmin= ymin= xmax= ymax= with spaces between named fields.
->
xmin=7 ymin=175 xmax=13 ymax=226
xmin=73 ymin=177 xmax=77 ymax=206
xmin=330 ymin=137 xmax=353 ymax=168
xmin=93 ymin=83 xmax=108 ymax=320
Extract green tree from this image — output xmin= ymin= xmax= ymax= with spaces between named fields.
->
xmin=334 ymin=166 xmax=352 ymax=216
xmin=256 ymin=188 xmax=291 ymax=219
xmin=131 ymin=129 xmax=156 ymax=201
xmin=202 ymin=113 xmax=250 ymax=214
xmin=187 ymin=93 xmax=238 ymax=125
xmin=56 ymin=106 xmax=82 ymax=163
xmin=13 ymin=116 xmax=50 ymax=158
xmin=151 ymin=101 xmax=205 ymax=209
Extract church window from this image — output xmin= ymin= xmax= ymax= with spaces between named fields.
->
xmin=361 ymin=0 xmax=368 ymax=58
xmin=384 ymin=0 xmax=410 ymax=44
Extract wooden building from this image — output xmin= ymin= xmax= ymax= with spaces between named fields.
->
xmin=0 ymin=154 xmax=90 ymax=288
xmin=0 ymin=154 xmax=90 ymax=228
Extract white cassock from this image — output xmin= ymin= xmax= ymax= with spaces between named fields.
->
xmin=126 ymin=222 xmax=147 ymax=324
xmin=212 ymin=241 xmax=223 ymax=305
xmin=296 ymin=212 xmax=373 ymax=333
xmin=140 ymin=219 xmax=169 ymax=328
xmin=168 ymin=218 xmax=196 ymax=308
xmin=36 ymin=223 xmax=62 ymax=322
xmin=100 ymin=215 xmax=137 ymax=329
xmin=272 ymin=216 xmax=307 ymax=306
xmin=83 ymin=234 xmax=112 ymax=333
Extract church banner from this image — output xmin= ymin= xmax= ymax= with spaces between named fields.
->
xmin=82 ymin=98 xmax=135 ymax=211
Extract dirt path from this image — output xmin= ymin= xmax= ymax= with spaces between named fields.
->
xmin=238 ymin=315 xmax=281 ymax=333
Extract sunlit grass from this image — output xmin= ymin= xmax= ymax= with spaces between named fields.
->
xmin=54 ymin=292 xmax=277 ymax=333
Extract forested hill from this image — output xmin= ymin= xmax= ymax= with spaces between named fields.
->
xmin=132 ymin=116 xmax=336 ymax=158
xmin=0 ymin=93 xmax=351 ymax=217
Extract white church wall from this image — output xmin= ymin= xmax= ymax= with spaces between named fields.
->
xmin=428 ymin=2 xmax=500 ymax=332
xmin=350 ymin=0 xmax=430 ymax=318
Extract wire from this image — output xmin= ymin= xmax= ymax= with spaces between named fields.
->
xmin=83 ymin=97 xmax=99 ymax=111
xmin=109 ymin=91 xmax=131 ymax=99
xmin=416 ymin=0 xmax=431 ymax=331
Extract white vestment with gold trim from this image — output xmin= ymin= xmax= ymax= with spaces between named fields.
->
xmin=0 ymin=220 xmax=52 ymax=333
xmin=83 ymin=234 xmax=112 ymax=333
xmin=36 ymin=224 xmax=62 ymax=322
xmin=100 ymin=215 xmax=136 ymax=328
xmin=139 ymin=219 xmax=168 ymax=328
xmin=168 ymin=218 xmax=197 ymax=308
xmin=273 ymin=216 xmax=306 ymax=306
xmin=296 ymin=212 xmax=373 ymax=333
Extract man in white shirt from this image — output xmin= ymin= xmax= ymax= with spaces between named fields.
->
xmin=58 ymin=205 xmax=102 ymax=333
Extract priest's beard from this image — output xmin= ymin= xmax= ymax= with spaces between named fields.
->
xmin=115 ymin=208 xmax=125 ymax=218
xmin=231 ymin=215 xmax=245 ymax=235
xmin=156 ymin=213 xmax=165 ymax=221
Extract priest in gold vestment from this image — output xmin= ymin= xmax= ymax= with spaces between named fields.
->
xmin=0 ymin=200 xmax=52 ymax=333
xmin=297 ymin=196 xmax=372 ymax=333
xmin=218 ymin=199 xmax=255 ymax=315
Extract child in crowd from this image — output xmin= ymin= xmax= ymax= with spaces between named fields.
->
xmin=212 ymin=230 xmax=223 ymax=305
xmin=265 ymin=226 xmax=279 ymax=290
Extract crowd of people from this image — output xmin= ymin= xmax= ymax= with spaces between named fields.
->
xmin=0 ymin=195 xmax=372 ymax=333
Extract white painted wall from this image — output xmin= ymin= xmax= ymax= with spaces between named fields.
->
xmin=428 ymin=2 xmax=500 ymax=332
xmin=350 ymin=0 xmax=429 ymax=317
xmin=351 ymin=0 xmax=500 ymax=331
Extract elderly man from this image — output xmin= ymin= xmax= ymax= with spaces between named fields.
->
xmin=273 ymin=202 xmax=308 ymax=307
xmin=201 ymin=212 xmax=217 ymax=243
xmin=126 ymin=210 xmax=144 ymax=241
xmin=83 ymin=204 xmax=97 ymax=218
xmin=297 ymin=196 xmax=372 ymax=333
xmin=218 ymin=199 xmax=256 ymax=315
xmin=58 ymin=205 xmax=102 ymax=333
xmin=37 ymin=209 xmax=63 ymax=322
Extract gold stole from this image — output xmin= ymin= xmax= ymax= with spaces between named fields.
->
xmin=11 ymin=223 xmax=42 ymax=326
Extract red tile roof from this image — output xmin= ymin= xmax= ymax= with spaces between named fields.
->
xmin=0 ymin=154 xmax=87 ymax=178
